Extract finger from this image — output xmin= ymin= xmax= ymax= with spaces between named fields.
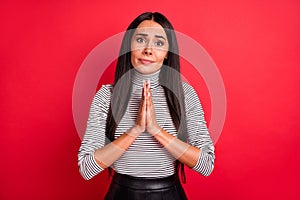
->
xmin=145 ymin=81 xmax=150 ymax=99
xmin=142 ymin=82 xmax=146 ymax=100
xmin=142 ymin=94 xmax=147 ymax=111
xmin=146 ymin=95 xmax=153 ymax=114
xmin=146 ymin=82 xmax=151 ymax=99
xmin=139 ymin=87 xmax=147 ymax=115
xmin=149 ymin=87 xmax=152 ymax=102
xmin=146 ymin=88 xmax=150 ymax=106
xmin=143 ymin=84 xmax=148 ymax=110
xmin=143 ymin=85 xmax=148 ymax=107
xmin=147 ymin=87 xmax=152 ymax=106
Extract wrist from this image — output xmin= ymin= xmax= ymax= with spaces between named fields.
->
xmin=126 ymin=125 xmax=144 ymax=138
xmin=148 ymin=125 xmax=162 ymax=136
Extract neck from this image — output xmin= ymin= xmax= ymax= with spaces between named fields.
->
xmin=132 ymin=69 xmax=160 ymax=89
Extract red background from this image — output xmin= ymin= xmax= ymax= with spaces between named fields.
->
xmin=1 ymin=0 xmax=299 ymax=199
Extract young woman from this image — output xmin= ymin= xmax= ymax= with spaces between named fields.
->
xmin=78 ymin=12 xmax=215 ymax=200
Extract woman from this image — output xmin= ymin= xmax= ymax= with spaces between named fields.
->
xmin=78 ymin=12 xmax=215 ymax=200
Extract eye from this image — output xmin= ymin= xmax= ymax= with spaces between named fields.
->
xmin=136 ymin=37 xmax=146 ymax=43
xmin=154 ymin=41 xmax=165 ymax=47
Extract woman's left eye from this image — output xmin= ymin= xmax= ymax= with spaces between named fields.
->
xmin=154 ymin=41 xmax=164 ymax=46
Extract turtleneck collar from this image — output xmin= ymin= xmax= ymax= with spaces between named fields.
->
xmin=132 ymin=68 xmax=160 ymax=89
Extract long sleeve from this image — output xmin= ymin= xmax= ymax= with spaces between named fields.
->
xmin=183 ymin=83 xmax=215 ymax=176
xmin=78 ymin=85 xmax=112 ymax=180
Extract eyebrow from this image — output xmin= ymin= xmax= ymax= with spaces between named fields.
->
xmin=135 ymin=33 xmax=166 ymax=41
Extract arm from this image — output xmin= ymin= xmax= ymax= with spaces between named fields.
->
xmin=183 ymin=83 xmax=215 ymax=176
xmin=93 ymin=126 xmax=143 ymax=169
xmin=145 ymin=82 xmax=215 ymax=176
xmin=78 ymin=85 xmax=146 ymax=180
xmin=152 ymin=129 xmax=200 ymax=168
xmin=77 ymin=85 xmax=112 ymax=180
xmin=151 ymin=120 xmax=215 ymax=176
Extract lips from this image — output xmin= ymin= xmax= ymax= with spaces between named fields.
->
xmin=139 ymin=58 xmax=154 ymax=65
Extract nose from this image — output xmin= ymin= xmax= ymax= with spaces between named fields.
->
xmin=143 ymin=47 xmax=152 ymax=56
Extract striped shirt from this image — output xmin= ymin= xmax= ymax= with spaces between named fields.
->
xmin=78 ymin=69 xmax=215 ymax=180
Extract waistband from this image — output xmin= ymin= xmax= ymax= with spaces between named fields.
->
xmin=112 ymin=172 xmax=179 ymax=190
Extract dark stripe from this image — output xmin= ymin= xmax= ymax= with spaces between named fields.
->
xmin=78 ymin=74 xmax=215 ymax=180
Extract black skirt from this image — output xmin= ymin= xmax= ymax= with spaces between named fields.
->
xmin=104 ymin=172 xmax=188 ymax=200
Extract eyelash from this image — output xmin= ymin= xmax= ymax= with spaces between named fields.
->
xmin=136 ymin=37 xmax=146 ymax=43
xmin=155 ymin=41 xmax=164 ymax=46
xmin=136 ymin=37 xmax=165 ymax=46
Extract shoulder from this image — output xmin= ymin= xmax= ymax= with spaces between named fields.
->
xmin=181 ymin=81 xmax=203 ymax=110
xmin=92 ymin=84 xmax=113 ymax=105
xmin=95 ymin=84 xmax=113 ymax=96
xmin=182 ymin=81 xmax=198 ymax=98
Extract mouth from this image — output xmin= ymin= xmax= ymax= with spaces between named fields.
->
xmin=138 ymin=58 xmax=154 ymax=65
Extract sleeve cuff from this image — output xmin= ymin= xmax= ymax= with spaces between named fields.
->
xmin=192 ymin=149 xmax=214 ymax=176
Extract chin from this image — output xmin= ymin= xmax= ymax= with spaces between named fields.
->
xmin=133 ymin=65 xmax=162 ymax=75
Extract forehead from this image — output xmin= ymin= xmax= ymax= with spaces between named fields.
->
xmin=134 ymin=20 xmax=167 ymax=37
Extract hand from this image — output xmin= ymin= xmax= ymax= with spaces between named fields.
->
xmin=133 ymin=81 xmax=161 ymax=137
xmin=144 ymin=81 xmax=162 ymax=135
xmin=133 ymin=82 xmax=147 ymax=133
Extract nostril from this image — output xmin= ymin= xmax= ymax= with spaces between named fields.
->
xmin=143 ymin=49 xmax=152 ymax=55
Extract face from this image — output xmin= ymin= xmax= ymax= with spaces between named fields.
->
xmin=131 ymin=20 xmax=169 ymax=75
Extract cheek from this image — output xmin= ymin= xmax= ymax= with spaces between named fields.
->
xmin=156 ymin=51 xmax=168 ymax=62
xmin=131 ymin=49 xmax=141 ymax=58
xmin=130 ymin=50 xmax=139 ymax=66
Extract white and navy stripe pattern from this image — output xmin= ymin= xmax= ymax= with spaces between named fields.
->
xmin=78 ymin=69 xmax=215 ymax=180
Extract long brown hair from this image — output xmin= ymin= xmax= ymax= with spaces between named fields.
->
xmin=105 ymin=12 xmax=188 ymax=183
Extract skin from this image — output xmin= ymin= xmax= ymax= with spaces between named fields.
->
xmin=94 ymin=20 xmax=200 ymax=169
xmin=131 ymin=20 xmax=169 ymax=75
xmin=137 ymin=82 xmax=200 ymax=168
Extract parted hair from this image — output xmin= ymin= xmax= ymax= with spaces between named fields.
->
xmin=105 ymin=12 xmax=188 ymax=183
